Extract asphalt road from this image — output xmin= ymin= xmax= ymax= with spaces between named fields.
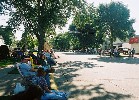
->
xmin=0 ymin=52 xmax=139 ymax=100
xmin=55 ymin=52 xmax=139 ymax=100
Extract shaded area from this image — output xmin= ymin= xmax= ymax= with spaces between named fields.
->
xmin=89 ymin=91 xmax=132 ymax=100
xmin=8 ymin=68 xmax=19 ymax=74
xmin=54 ymin=61 xmax=133 ymax=100
xmin=57 ymin=61 xmax=103 ymax=69
xmin=0 ymin=66 xmax=22 ymax=96
xmin=88 ymin=56 xmax=139 ymax=64
xmin=0 ymin=74 xmax=21 ymax=96
xmin=62 ymin=52 xmax=94 ymax=55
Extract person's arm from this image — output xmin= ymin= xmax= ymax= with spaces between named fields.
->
xmin=44 ymin=86 xmax=52 ymax=93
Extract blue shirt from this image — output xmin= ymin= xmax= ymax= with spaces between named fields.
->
xmin=19 ymin=63 xmax=36 ymax=76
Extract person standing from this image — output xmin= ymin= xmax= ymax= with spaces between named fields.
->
xmin=131 ymin=48 xmax=135 ymax=57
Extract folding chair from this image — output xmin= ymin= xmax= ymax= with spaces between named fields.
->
xmin=16 ymin=63 xmax=33 ymax=87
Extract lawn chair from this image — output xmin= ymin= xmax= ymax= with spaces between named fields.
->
xmin=16 ymin=63 xmax=34 ymax=87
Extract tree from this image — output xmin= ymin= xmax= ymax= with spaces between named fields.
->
xmin=0 ymin=26 xmax=15 ymax=46
xmin=18 ymin=30 xmax=38 ymax=50
xmin=50 ymin=33 xmax=70 ymax=51
xmin=70 ymin=3 xmax=100 ymax=50
xmin=1 ymin=0 xmax=85 ymax=52
xmin=97 ymin=2 xmax=135 ymax=49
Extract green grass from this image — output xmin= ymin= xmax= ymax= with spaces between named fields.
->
xmin=0 ymin=58 xmax=14 ymax=68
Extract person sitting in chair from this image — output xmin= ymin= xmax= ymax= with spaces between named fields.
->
xmin=19 ymin=58 xmax=37 ymax=77
xmin=32 ymin=68 xmax=70 ymax=100
xmin=19 ymin=58 xmax=51 ymax=88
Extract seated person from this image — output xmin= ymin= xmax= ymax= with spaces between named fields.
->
xmin=40 ymin=54 xmax=50 ymax=70
xmin=32 ymin=68 xmax=69 ymax=100
xmin=42 ymin=51 xmax=57 ymax=66
xmin=19 ymin=58 xmax=37 ymax=77
xmin=43 ymin=50 xmax=51 ymax=58
xmin=11 ymin=85 xmax=43 ymax=100
xmin=28 ymin=51 xmax=40 ymax=65
xmin=19 ymin=58 xmax=51 ymax=88
xmin=40 ymin=54 xmax=55 ymax=73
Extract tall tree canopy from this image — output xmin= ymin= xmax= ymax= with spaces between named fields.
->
xmin=0 ymin=26 xmax=15 ymax=46
xmin=1 ymin=0 xmax=85 ymax=51
xmin=97 ymin=2 xmax=135 ymax=49
xmin=70 ymin=3 xmax=102 ymax=50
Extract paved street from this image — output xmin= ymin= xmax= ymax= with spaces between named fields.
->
xmin=54 ymin=52 xmax=139 ymax=100
xmin=0 ymin=52 xmax=139 ymax=100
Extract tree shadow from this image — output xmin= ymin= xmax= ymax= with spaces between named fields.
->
xmin=55 ymin=61 xmax=104 ymax=85
xmin=54 ymin=62 xmax=133 ymax=100
xmin=88 ymin=56 xmax=139 ymax=64
xmin=57 ymin=61 xmax=103 ymax=69
xmin=0 ymin=74 xmax=21 ymax=96
xmin=89 ymin=91 xmax=132 ymax=100
xmin=62 ymin=52 xmax=93 ymax=55
xmin=0 ymin=66 xmax=22 ymax=96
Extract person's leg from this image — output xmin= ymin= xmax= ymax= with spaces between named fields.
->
xmin=44 ymin=73 xmax=51 ymax=89
xmin=41 ymin=92 xmax=67 ymax=100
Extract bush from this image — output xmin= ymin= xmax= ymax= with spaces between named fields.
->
xmin=0 ymin=45 xmax=10 ymax=60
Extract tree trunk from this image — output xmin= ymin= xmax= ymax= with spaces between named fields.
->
xmin=110 ymin=35 xmax=113 ymax=57
xmin=37 ymin=30 xmax=45 ymax=52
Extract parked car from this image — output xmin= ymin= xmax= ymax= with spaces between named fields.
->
xmin=118 ymin=47 xmax=130 ymax=55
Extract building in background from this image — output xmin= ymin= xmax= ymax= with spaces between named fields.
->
xmin=129 ymin=35 xmax=139 ymax=54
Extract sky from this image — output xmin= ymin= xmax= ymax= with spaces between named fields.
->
xmin=86 ymin=0 xmax=139 ymax=34
xmin=0 ymin=0 xmax=139 ymax=40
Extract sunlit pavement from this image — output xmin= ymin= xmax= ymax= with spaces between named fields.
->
xmin=55 ymin=52 xmax=139 ymax=100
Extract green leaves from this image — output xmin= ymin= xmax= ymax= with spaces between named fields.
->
xmin=3 ymin=0 xmax=85 ymax=51
xmin=0 ymin=26 xmax=15 ymax=46
xmin=97 ymin=1 xmax=135 ymax=48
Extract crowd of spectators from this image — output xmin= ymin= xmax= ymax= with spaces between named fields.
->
xmin=11 ymin=49 xmax=70 ymax=100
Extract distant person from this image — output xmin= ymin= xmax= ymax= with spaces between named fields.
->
xmin=109 ymin=49 xmax=112 ymax=57
xmin=131 ymin=48 xmax=135 ymax=57
xmin=128 ymin=49 xmax=131 ymax=57
xmin=114 ymin=48 xmax=118 ymax=57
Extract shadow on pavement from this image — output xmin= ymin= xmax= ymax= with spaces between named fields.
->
xmin=0 ymin=67 xmax=21 ymax=96
xmin=88 ymin=56 xmax=139 ymax=64
xmin=55 ymin=62 xmax=132 ymax=100
xmin=0 ymin=74 xmax=21 ymax=96
xmin=62 ymin=52 xmax=94 ymax=55
xmin=89 ymin=88 xmax=132 ymax=100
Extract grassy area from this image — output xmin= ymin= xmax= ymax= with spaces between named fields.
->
xmin=0 ymin=58 xmax=14 ymax=68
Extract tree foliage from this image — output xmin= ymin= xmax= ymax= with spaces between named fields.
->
xmin=1 ymin=0 xmax=85 ymax=51
xmin=97 ymin=2 xmax=135 ymax=48
xmin=70 ymin=3 xmax=102 ymax=49
xmin=0 ymin=26 xmax=15 ymax=46
xmin=50 ymin=33 xmax=70 ymax=51
xmin=50 ymin=32 xmax=80 ymax=51
xmin=17 ymin=29 xmax=39 ymax=50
